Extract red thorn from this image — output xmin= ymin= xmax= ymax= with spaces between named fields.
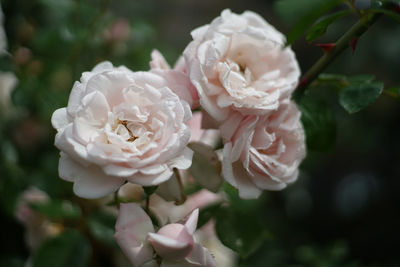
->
xmin=299 ymin=77 xmax=309 ymax=88
xmin=393 ymin=5 xmax=400 ymax=15
xmin=315 ymin=43 xmax=336 ymax=53
xmin=350 ymin=37 xmax=358 ymax=54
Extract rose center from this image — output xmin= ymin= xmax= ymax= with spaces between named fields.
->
xmin=117 ymin=119 xmax=138 ymax=142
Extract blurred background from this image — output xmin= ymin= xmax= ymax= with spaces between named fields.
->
xmin=0 ymin=0 xmax=399 ymax=266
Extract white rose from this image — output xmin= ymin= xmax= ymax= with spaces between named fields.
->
xmin=51 ymin=62 xmax=193 ymax=199
xmin=184 ymin=9 xmax=300 ymax=122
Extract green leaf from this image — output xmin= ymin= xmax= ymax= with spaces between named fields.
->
xmin=197 ymin=203 xmax=222 ymax=229
xmin=30 ymin=200 xmax=82 ymax=219
xmin=33 ymin=229 xmax=90 ymax=267
xmin=339 ymin=81 xmax=384 ymax=113
xmin=215 ymin=206 xmax=268 ymax=259
xmin=297 ymin=96 xmax=336 ymax=151
xmin=371 ymin=8 xmax=400 ymax=23
xmin=88 ymin=211 xmax=117 ymax=248
xmin=306 ymin=10 xmax=351 ymax=43
xmin=188 ymin=142 xmax=223 ymax=193
xmin=275 ymin=0 xmax=342 ymax=45
xmin=347 ymin=74 xmax=375 ymax=83
xmin=213 ymin=183 xmax=269 ymax=258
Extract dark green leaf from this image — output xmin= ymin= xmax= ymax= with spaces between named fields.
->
xmin=318 ymin=73 xmax=346 ymax=82
xmin=188 ymin=142 xmax=223 ymax=193
xmin=30 ymin=200 xmax=81 ymax=219
xmin=306 ymin=10 xmax=351 ymax=43
xmin=215 ymin=206 xmax=268 ymax=259
xmin=88 ymin=211 xmax=117 ymax=248
xmin=33 ymin=229 xmax=90 ymax=267
xmin=339 ymin=81 xmax=384 ymax=113
xmin=297 ymin=96 xmax=336 ymax=151
xmin=371 ymin=8 xmax=400 ymax=23
xmin=275 ymin=0 xmax=342 ymax=45
xmin=213 ymin=183 xmax=270 ymax=258
xmin=347 ymin=74 xmax=375 ymax=83
xmin=197 ymin=203 xmax=222 ymax=229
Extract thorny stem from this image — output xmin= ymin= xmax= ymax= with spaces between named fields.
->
xmin=173 ymin=168 xmax=187 ymax=205
xmin=293 ymin=10 xmax=382 ymax=98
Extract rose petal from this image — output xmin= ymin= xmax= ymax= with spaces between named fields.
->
xmin=115 ymin=203 xmax=155 ymax=267
xmin=184 ymin=209 xmax=199 ymax=235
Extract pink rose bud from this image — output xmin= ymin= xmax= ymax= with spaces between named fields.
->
xmin=147 ymin=209 xmax=198 ymax=261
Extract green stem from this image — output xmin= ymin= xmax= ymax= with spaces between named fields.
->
xmin=294 ymin=11 xmax=382 ymax=98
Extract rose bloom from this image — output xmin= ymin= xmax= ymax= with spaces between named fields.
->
xmin=51 ymin=62 xmax=193 ymax=199
xmin=15 ymin=187 xmax=63 ymax=251
xmin=221 ymin=100 xmax=306 ymax=199
xmin=184 ymin=9 xmax=300 ymax=122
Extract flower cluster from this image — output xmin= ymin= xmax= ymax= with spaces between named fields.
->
xmin=51 ymin=9 xmax=306 ymax=267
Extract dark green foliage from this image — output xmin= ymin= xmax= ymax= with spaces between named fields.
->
xmin=306 ymin=10 xmax=351 ymax=43
xmin=275 ymin=0 xmax=343 ymax=45
xmin=32 ymin=229 xmax=90 ymax=267
xmin=339 ymin=81 xmax=383 ymax=113
xmin=213 ymin=184 xmax=270 ymax=259
xmin=297 ymin=95 xmax=337 ymax=151
xmin=29 ymin=199 xmax=82 ymax=219
xmin=88 ymin=212 xmax=118 ymax=248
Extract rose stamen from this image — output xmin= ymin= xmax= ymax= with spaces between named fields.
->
xmin=118 ymin=119 xmax=138 ymax=142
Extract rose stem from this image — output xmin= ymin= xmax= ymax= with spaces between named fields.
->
xmin=114 ymin=189 xmax=120 ymax=209
xmin=293 ymin=10 xmax=382 ymax=99
xmin=173 ymin=168 xmax=187 ymax=205
xmin=145 ymin=194 xmax=150 ymax=212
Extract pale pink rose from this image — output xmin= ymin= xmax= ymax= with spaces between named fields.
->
xmin=184 ymin=9 xmax=300 ymax=122
xmin=221 ymin=100 xmax=306 ymax=199
xmin=115 ymin=203 xmax=216 ymax=267
xmin=150 ymin=50 xmax=199 ymax=109
xmin=51 ymin=62 xmax=193 ymax=199
xmin=15 ymin=187 xmax=62 ymax=251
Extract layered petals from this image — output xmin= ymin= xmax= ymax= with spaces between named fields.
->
xmin=51 ymin=62 xmax=193 ymax=199
xmin=221 ymin=100 xmax=306 ymax=199
xmin=184 ymin=9 xmax=300 ymax=123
